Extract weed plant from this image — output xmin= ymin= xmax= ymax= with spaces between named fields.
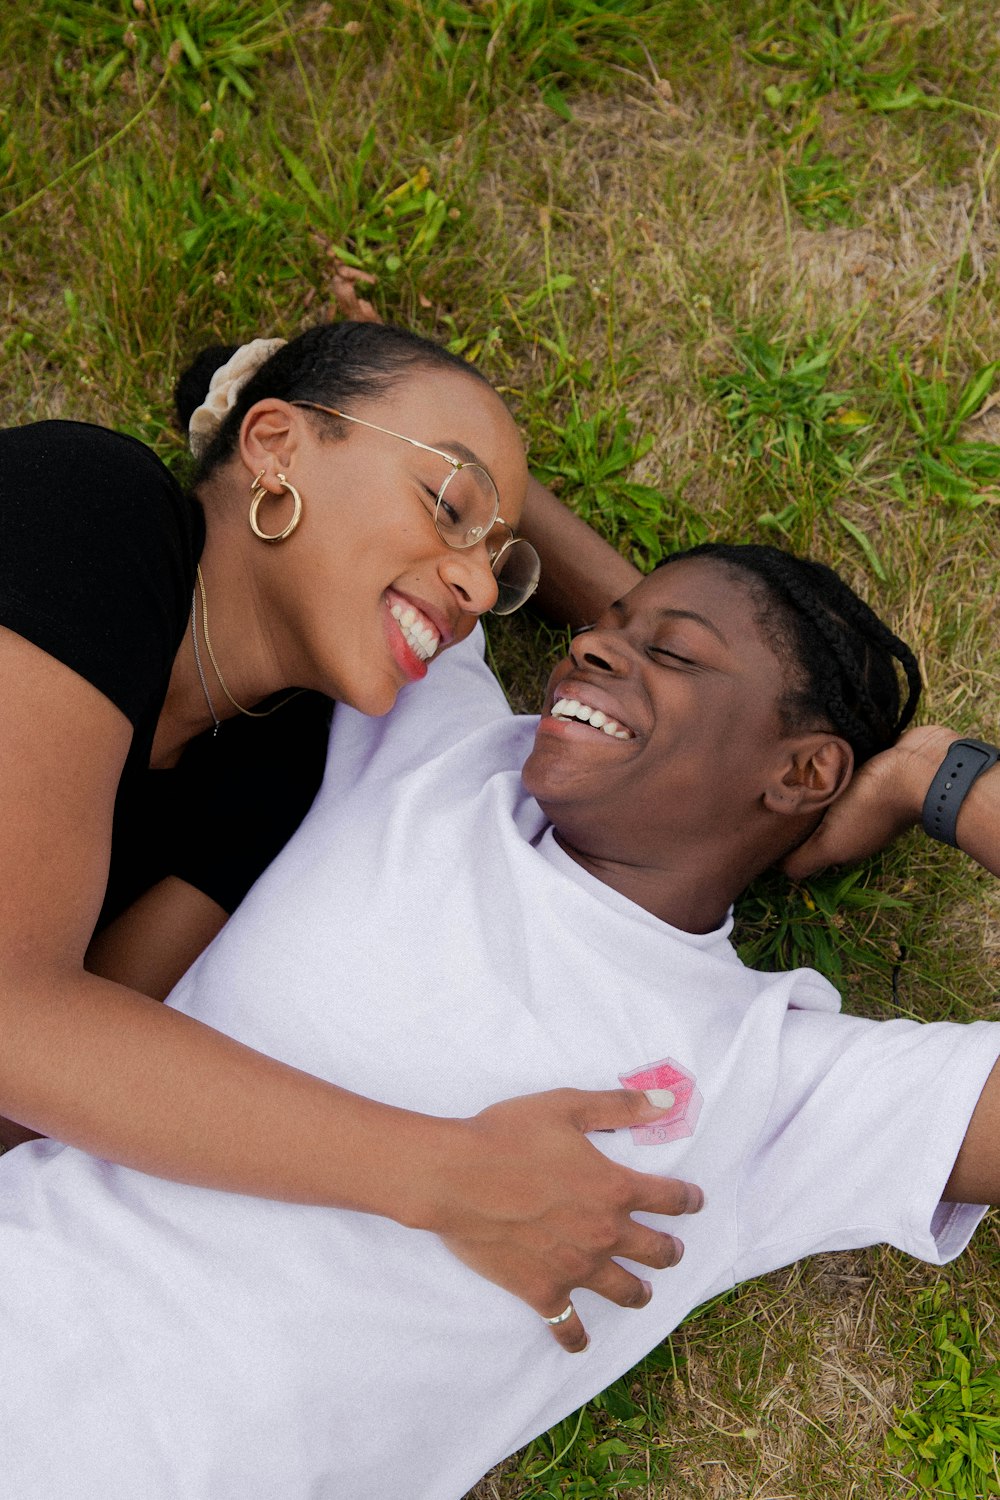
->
xmin=2 ymin=1 xmax=999 ymax=1496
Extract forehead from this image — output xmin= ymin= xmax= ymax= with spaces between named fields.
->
xmin=360 ymin=367 xmax=518 ymax=460
xmin=615 ymin=557 xmax=773 ymax=644
xmin=359 ymin=365 xmax=527 ymax=511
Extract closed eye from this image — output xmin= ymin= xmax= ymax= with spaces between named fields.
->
xmin=647 ymin=646 xmax=697 ymax=666
xmin=421 ymin=482 xmax=456 ymax=524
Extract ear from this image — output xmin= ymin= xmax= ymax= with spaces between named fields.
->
xmin=238 ymin=400 xmax=302 ymax=482
xmin=762 ymin=734 xmax=854 ymax=817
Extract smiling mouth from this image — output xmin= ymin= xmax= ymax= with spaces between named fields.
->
xmin=550 ymin=698 xmax=635 ymax=739
xmin=389 ymin=599 xmax=441 ymax=662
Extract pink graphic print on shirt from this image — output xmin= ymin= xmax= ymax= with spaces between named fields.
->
xmin=619 ymin=1056 xmax=703 ymax=1146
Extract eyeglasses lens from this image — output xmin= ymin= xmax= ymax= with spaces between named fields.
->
xmin=434 ymin=464 xmax=500 ymax=548
xmin=433 ymin=463 xmax=539 ymax=615
xmin=490 ymin=539 xmax=541 ymax=616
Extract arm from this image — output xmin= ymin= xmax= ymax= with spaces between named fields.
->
xmin=944 ymin=1055 xmax=1000 ymax=1204
xmin=86 ymin=878 xmax=229 ymax=1002
xmin=1 ymin=627 xmax=700 ymax=1351
xmin=778 ymin=724 xmax=1000 ymax=1202
xmin=517 ymin=476 xmax=642 ymax=628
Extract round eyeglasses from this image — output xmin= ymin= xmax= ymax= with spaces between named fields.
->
xmin=291 ymin=401 xmax=541 ymax=615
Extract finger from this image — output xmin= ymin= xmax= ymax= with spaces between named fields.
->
xmin=626 ymin=1172 xmax=704 ymax=1219
xmin=611 ymin=1221 xmax=686 ymax=1271
xmin=538 ymin=1300 xmax=589 ymax=1355
xmin=583 ymin=1263 xmax=656 ymax=1309
xmin=565 ymin=1086 xmax=692 ymax=1134
xmin=330 ymin=278 xmax=382 ymax=325
xmin=331 ymin=260 xmax=378 ymax=286
xmin=780 ymin=834 xmax=832 ymax=880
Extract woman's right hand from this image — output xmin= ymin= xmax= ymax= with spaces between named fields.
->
xmin=427 ymin=1088 xmax=704 ymax=1353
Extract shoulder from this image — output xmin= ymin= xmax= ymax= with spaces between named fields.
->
xmin=2 ymin=419 xmax=191 ymax=525
xmin=0 ymin=422 xmax=203 ymax=725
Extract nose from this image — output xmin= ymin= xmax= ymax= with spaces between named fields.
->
xmin=439 ymin=545 xmax=499 ymax=616
xmin=569 ymin=627 xmax=631 ymax=675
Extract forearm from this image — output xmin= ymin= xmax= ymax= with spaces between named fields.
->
xmin=518 ymin=476 xmax=641 ymax=628
xmin=0 ymin=968 xmax=707 ymax=1350
xmin=0 ymin=968 xmax=452 ymax=1225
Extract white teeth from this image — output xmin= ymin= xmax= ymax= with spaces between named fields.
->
xmin=551 ymin=698 xmax=634 ymax=739
xmin=390 ymin=601 xmax=440 ymax=662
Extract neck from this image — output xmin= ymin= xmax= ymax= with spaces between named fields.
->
xmin=151 ymin=485 xmax=291 ymax=768
xmin=551 ymin=820 xmax=801 ymax=934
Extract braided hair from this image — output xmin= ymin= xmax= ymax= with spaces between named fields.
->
xmin=659 ymin=543 xmax=921 ymax=765
xmin=174 ymin=321 xmax=493 ymax=481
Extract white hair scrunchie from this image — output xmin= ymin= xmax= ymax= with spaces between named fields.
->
xmin=187 ymin=337 xmax=288 ymax=460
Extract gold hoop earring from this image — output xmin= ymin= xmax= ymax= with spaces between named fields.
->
xmin=249 ymin=470 xmax=303 ymax=543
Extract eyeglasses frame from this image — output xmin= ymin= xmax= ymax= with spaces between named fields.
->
xmin=290 ymin=399 xmax=539 ymax=613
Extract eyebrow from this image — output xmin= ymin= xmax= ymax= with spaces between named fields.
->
xmin=609 ymin=599 xmax=730 ymax=646
xmin=434 ymin=439 xmax=482 ymax=466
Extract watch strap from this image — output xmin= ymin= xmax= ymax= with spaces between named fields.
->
xmin=921 ymin=738 xmax=1000 ymax=847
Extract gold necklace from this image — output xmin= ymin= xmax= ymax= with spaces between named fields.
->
xmin=195 ymin=564 xmax=301 ymax=720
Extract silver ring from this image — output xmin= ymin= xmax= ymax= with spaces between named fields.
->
xmin=541 ymin=1303 xmax=575 ymax=1326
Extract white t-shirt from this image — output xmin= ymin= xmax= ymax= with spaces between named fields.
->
xmin=0 ymin=628 xmax=997 ymax=1500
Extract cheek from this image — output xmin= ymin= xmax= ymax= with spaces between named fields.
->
xmin=437 ymin=614 xmax=478 ymax=651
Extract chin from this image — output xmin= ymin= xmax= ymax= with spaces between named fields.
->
xmin=338 ymin=670 xmax=401 ymax=719
xmin=519 ymin=748 xmax=576 ymax=810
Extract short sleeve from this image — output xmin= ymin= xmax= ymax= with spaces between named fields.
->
xmin=735 ymin=1013 xmax=1000 ymax=1274
xmin=0 ymin=421 xmax=202 ymax=726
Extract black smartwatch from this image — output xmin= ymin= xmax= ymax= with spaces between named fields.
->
xmin=921 ymin=738 xmax=1000 ymax=847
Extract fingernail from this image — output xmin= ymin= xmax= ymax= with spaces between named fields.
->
xmin=687 ymin=1185 xmax=705 ymax=1213
xmin=640 ymin=1279 xmax=653 ymax=1299
xmin=644 ymin=1089 xmax=675 ymax=1111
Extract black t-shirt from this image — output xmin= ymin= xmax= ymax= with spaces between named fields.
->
xmin=0 ymin=420 xmax=330 ymax=930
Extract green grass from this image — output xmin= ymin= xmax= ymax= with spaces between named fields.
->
xmin=2 ymin=1 xmax=999 ymax=1495
xmin=888 ymin=1291 xmax=1000 ymax=1496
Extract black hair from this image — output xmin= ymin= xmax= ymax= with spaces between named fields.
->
xmin=658 ymin=543 xmax=921 ymax=766
xmin=174 ymin=320 xmax=494 ymax=480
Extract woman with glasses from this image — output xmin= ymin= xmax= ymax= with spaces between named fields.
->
xmin=0 ymin=319 xmax=684 ymax=1343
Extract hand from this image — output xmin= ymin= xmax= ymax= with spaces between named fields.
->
xmin=781 ymin=725 xmax=959 ymax=881
xmin=329 ymin=261 xmax=380 ymax=324
xmin=431 ymin=1088 xmax=704 ymax=1354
